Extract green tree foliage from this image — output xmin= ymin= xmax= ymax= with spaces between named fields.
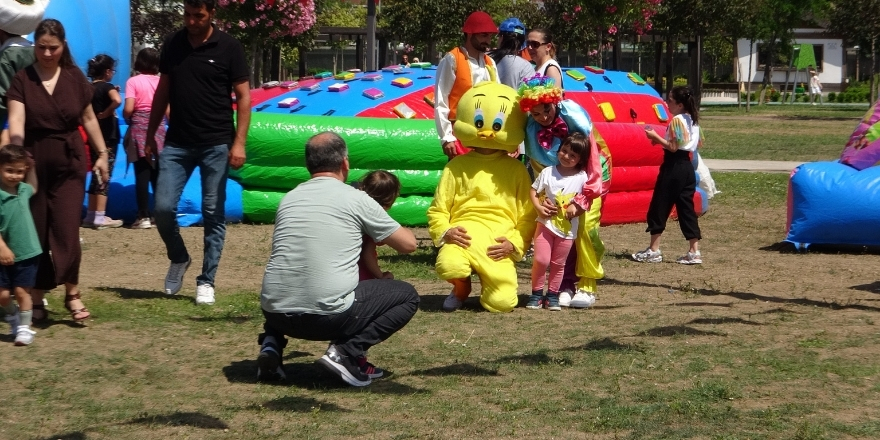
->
xmin=378 ymin=0 xmax=475 ymax=59
xmin=827 ymin=0 xmax=880 ymax=101
xmin=130 ymin=0 xmax=182 ymax=47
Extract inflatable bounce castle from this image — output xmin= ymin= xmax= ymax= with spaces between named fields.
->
xmin=48 ymin=0 xmax=708 ymax=227
xmin=229 ymin=66 xmax=708 ymax=226
xmin=786 ymin=100 xmax=880 ymax=248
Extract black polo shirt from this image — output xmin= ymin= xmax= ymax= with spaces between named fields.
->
xmin=159 ymin=24 xmax=249 ymax=148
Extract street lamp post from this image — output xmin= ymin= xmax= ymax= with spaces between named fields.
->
xmin=855 ymin=45 xmax=861 ymax=82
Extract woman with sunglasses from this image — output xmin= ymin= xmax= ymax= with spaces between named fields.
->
xmin=526 ymin=29 xmax=563 ymax=90
xmin=518 ymin=74 xmax=611 ymax=309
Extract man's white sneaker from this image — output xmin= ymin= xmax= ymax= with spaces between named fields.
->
xmin=632 ymin=247 xmax=662 ymax=263
xmin=569 ymin=290 xmax=596 ymax=308
xmin=195 ymin=284 xmax=215 ymax=305
xmin=442 ymin=291 xmax=463 ymax=312
xmin=164 ymin=258 xmax=191 ymax=295
xmin=558 ymin=289 xmax=573 ymax=307
xmin=14 ymin=326 xmax=35 ymax=346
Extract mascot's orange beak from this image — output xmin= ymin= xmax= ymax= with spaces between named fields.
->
xmin=477 ymin=130 xmax=496 ymax=140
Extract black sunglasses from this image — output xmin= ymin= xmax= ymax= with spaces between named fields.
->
xmin=526 ymin=40 xmax=549 ymax=49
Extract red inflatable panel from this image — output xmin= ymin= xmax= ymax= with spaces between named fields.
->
xmin=240 ymin=78 xmax=324 ymax=109
xmin=566 ymin=91 xmax=667 ymax=125
xmin=357 ymin=85 xmax=434 ymax=119
xmin=602 ymin=191 xmax=652 ymax=225
xmin=593 ymin=122 xmax=664 ymax=167
xmin=610 ymin=166 xmax=660 ymax=193
xmin=602 ymin=190 xmax=704 ymax=226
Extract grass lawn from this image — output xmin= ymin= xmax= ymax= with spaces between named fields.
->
xmin=2 ymin=108 xmax=879 ymax=440
xmin=700 ymin=104 xmax=868 ymax=162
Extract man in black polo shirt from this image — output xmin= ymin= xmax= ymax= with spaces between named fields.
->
xmin=145 ymin=0 xmax=251 ymax=306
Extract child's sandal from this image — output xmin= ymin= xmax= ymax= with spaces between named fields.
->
xmin=64 ymin=292 xmax=91 ymax=322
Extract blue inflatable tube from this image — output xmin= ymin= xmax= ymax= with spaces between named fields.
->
xmin=786 ymin=161 xmax=880 ymax=247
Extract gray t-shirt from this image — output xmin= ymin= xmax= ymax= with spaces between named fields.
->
xmin=260 ymin=177 xmax=401 ymax=314
xmin=496 ymin=55 xmax=535 ymax=89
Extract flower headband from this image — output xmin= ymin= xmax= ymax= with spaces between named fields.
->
xmin=517 ymin=74 xmax=563 ymax=112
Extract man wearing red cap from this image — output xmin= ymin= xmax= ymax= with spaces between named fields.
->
xmin=434 ymin=11 xmax=500 ymax=160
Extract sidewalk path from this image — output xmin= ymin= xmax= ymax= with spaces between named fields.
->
xmin=703 ymin=159 xmax=803 ymax=173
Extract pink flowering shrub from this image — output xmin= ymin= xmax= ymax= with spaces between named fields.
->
xmin=216 ymin=0 xmax=316 ymax=40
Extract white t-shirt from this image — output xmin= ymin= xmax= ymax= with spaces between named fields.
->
xmin=531 ymin=165 xmax=588 ymax=239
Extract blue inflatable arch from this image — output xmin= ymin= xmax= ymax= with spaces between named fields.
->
xmin=43 ymin=0 xmax=131 ymax=84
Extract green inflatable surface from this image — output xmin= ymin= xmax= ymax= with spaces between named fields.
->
xmin=235 ymin=114 xmax=447 ymax=224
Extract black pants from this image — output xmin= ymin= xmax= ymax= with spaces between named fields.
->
xmin=261 ymin=279 xmax=419 ymax=359
xmin=646 ymin=152 xmax=701 ymax=241
xmin=133 ymin=157 xmax=158 ymax=218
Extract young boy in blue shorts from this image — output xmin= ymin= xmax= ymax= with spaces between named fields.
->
xmin=0 ymin=144 xmax=40 ymax=345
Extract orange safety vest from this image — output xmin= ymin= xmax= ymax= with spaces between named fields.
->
xmin=447 ymin=47 xmax=497 ymax=122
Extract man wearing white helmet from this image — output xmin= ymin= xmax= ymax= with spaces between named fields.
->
xmin=0 ymin=0 xmax=47 ymax=143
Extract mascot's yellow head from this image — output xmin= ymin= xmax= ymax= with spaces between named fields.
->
xmin=453 ymin=81 xmax=526 ymax=153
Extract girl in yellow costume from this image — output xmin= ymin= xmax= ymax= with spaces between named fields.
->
xmin=519 ymin=74 xmax=611 ymax=308
xmin=427 ymin=81 xmax=535 ymax=313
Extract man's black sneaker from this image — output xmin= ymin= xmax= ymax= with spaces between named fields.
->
xmin=317 ymin=344 xmax=371 ymax=386
xmin=257 ymin=348 xmax=286 ymax=381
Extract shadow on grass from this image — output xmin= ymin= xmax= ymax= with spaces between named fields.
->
xmin=752 ymin=307 xmax=803 ymax=315
xmin=850 ymin=281 xmax=880 ymax=293
xmin=672 ymin=302 xmax=734 ymax=308
xmin=687 ymin=317 xmax=763 ymax=326
xmin=640 ymin=325 xmax=726 ymax=337
xmin=127 ymin=412 xmax=228 ymax=429
xmin=603 ymin=277 xmax=880 ymax=312
xmin=380 ymin=249 xmax=438 ymax=266
xmin=188 ymin=315 xmax=253 ymax=324
xmin=761 ymin=242 xmax=880 ymax=255
xmin=35 ymin=433 xmax=86 ymax=440
xmin=496 ymin=351 xmax=557 ymax=365
xmin=410 ymin=363 xmax=499 ymax=376
xmin=224 ymin=359 xmax=423 ymax=393
xmin=247 ymin=396 xmax=348 ymax=412
xmin=418 ymin=294 xmax=488 ymax=313
xmin=96 ymin=286 xmax=192 ymax=301
xmin=566 ymin=337 xmax=645 ymax=353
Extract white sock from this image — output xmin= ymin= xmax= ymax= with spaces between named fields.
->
xmin=93 ymin=210 xmax=105 ymax=225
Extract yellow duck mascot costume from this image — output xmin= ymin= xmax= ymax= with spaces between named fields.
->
xmin=428 ymin=81 xmax=536 ymax=313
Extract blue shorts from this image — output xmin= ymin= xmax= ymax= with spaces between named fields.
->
xmin=0 ymin=255 xmax=40 ymax=290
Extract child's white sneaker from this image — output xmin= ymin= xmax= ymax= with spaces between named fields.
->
xmin=632 ymin=248 xmax=662 ymax=263
xmin=676 ymin=251 xmax=702 ymax=265
xmin=14 ymin=326 xmax=35 ymax=346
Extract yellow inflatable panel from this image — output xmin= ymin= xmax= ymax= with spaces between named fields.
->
xmin=598 ymin=102 xmax=616 ymax=121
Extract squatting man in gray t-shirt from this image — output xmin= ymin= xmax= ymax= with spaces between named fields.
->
xmin=257 ymin=131 xmax=420 ymax=387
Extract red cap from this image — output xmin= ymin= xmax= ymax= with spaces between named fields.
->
xmin=462 ymin=11 xmax=498 ymax=34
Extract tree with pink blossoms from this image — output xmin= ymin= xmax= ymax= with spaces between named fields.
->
xmin=215 ymin=0 xmax=316 ymax=43
xmin=214 ymin=0 xmax=318 ymax=85
xmin=542 ymin=0 xmax=663 ymax=68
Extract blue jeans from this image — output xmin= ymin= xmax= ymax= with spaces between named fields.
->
xmin=154 ymin=143 xmax=229 ymax=287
